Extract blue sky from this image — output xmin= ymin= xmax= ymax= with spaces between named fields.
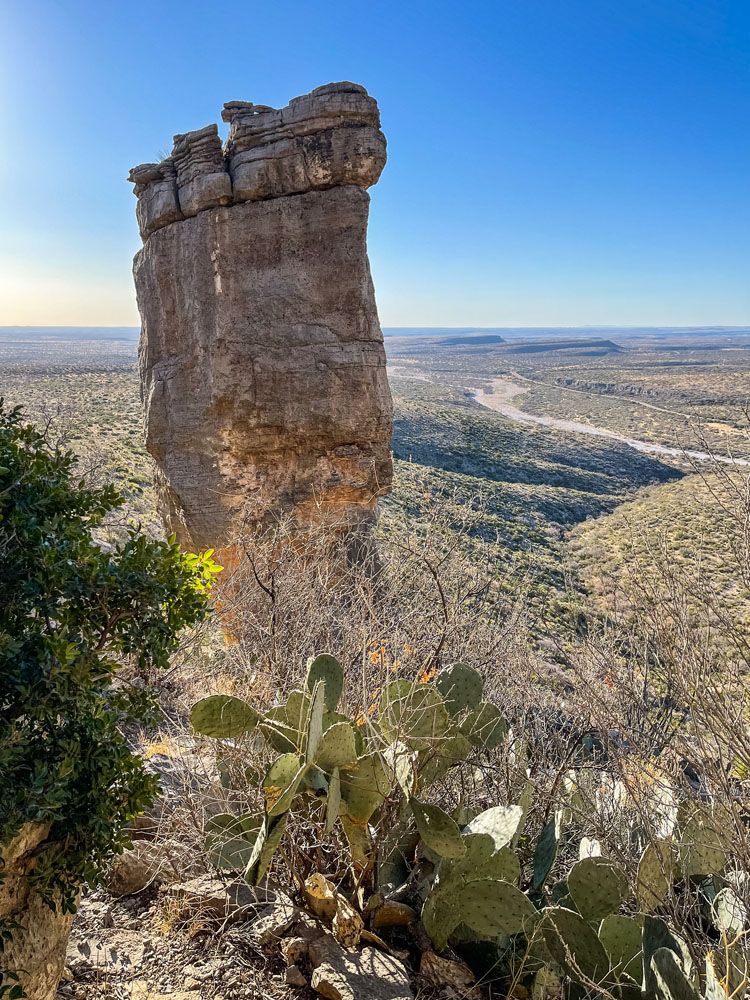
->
xmin=0 ymin=0 xmax=748 ymax=326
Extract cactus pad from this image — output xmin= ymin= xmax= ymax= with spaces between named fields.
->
xmin=262 ymin=753 xmax=309 ymax=817
xmin=712 ymin=887 xmax=746 ymax=938
xmin=304 ymin=679 xmax=326 ymax=763
xmin=650 ymin=947 xmax=700 ymax=1000
xmin=314 ymin=721 xmax=358 ymax=772
xmin=378 ymin=680 xmax=449 ymax=749
xmin=465 ymin=804 xmax=523 ymax=851
xmin=599 ymin=913 xmax=644 ymax=983
xmin=340 ymin=751 xmax=391 ymax=823
xmin=679 ymin=806 xmax=728 ymax=877
xmin=541 ymin=906 xmax=612 ymax=986
xmin=190 ymin=694 xmax=259 ymax=738
xmin=422 ymin=881 xmax=460 ymax=950
xmin=441 ymin=835 xmax=521 ymax=886
xmin=419 ymin=731 xmax=474 ymax=785
xmin=323 ymin=710 xmax=365 ymax=755
xmin=410 ymin=798 xmax=466 ymax=859
xmin=282 ymin=689 xmax=310 ymax=732
xmin=435 ymin=662 xmax=483 ymax=716
xmin=459 ymin=878 xmax=538 ymax=937
xmin=643 ymin=915 xmax=693 ymax=997
xmin=259 ymin=706 xmax=300 ymax=754
xmin=205 ymin=812 xmax=261 ymax=871
xmin=423 ymin=877 xmax=536 ymax=950
xmin=306 ymin=653 xmax=344 ymax=712
xmin=568 ymin=856 xmax=628 ymax=923
xmin=385 ymin=740 xmax=415 ymax=797
xmin=637 ymin=839 xmax=676 ymax=911
xmin=245 ymin=812 xmax=288 ymax=885
xmin=532 ymin=811 xmax=563 ymax=890
xmin=325 ymin=767 xmax=341 ymax=833
xmin=462 ymin=701 xmax=507 ymax=749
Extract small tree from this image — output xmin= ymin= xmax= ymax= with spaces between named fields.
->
xmin=0 ymin=402 xmax=219 ymax=998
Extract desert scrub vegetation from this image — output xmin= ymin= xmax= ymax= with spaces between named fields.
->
xmin=0 ymin=358 xmax=159 ymax=535
xmin=6 ymin=335 xmax=750 ymax=997
xmin=0 ymin=402 xmax=218 ymax=998
xmin=570 ymin=464 xmax=750 ymax=667
xmin=131 ymin=493 xmax=750 ymax=999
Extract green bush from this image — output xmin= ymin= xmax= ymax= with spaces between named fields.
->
xmin=0 ymin=401 xmax=219 ymax=913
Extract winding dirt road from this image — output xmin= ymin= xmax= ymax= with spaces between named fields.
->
xmin=474 ymin=379 xmax=750 ymax=468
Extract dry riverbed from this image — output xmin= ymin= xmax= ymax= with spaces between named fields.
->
xmin=474 ymin=378 xmax=750 ymax=468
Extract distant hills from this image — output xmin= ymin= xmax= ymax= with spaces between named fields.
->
xmin=438 ymin=334 xmax=506 ymax=346
xmin=0 ymin=326 xmax=140 ymax=342
xmin=1 ymin=325 xmax=748 ymax=345
xmin=505 ymin=338 xmax=622 ymax=354
xmin=382 ymin=325 xmax=750 ymax=340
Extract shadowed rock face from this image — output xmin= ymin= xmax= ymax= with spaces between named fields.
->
xmin=129 ymin=83 xmax=393 ymax=550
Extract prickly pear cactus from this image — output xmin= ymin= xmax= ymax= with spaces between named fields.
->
xmin=598 ymin=913 xmax=644 ymax=984
xmin=423 ymin=877 xmax=536 ymax=950
xmin=314 ymin=722 xmax=358 ymax=771
xmin=205 ymin=812 xmax=261 ymax=870
xmin=410 ymin=798 xmax=466 ymax=859
xmin=435 ymin=662 xmax=483 ymax=717
xmin=465 ymin=805 xmax=523 ymax=851
xmin=533 ymin=811 xmax=563 ymax=890
xmin=190 ymin=694 xmax=259 ymax=738
xmin=567 ymin=856 xmax=628 ymax=923
xmin=643 ymin=914 xmax=694 ymax=998
xmin=637 ymin=839 xmax=677 ymax=912
xmin=440 ymin=834 xmax=521 ymax=887
xmin=378 ymin=680 xmax=449 ymax=749
xmin=306 ymin=653 xmax=344 ymax=712
xmin=541 ymin=905 xmax=612 ymax=987
xmin=245 ymin=812 xmax=288 ymax=884
xmin=650 ymin=947 xmax=700 ymax=1000
xmin=192 ymin=651 xmax=513 ymax=904
xmin=461 ymin=700 xmax=507 ymax=749
xmin=678 ymin=804 xmax=728 ymax=878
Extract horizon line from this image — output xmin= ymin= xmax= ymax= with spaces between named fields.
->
xmin=2 ymin=324 xmax=750 ymax=332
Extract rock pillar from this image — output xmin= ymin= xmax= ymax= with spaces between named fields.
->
xmin=129 ymin=82 xmax=393 ymax=551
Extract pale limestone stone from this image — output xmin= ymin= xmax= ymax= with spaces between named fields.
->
xmin=107 ymin=841 xmax=164 ymax=897
xmin=308 ymin=933 xmax=413 ymax=1000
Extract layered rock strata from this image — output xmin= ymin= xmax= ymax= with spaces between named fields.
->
xmin=128 ymin=83 xmax=392 ymax=551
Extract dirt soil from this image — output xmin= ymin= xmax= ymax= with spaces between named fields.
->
xmin=58 ymin=888 xmax=312 ymax=1000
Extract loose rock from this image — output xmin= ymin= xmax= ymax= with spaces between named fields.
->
xmin=303 ymin=873 xmax=364 ymax=949
xmin=308 ymin=933 xmax=413 ymax=1000
xmin=108 ymin=842 xmax=164 ymax=897
xmin=285 ymin=965 xmax=308 ymax=987
xmin=419 ymin=951 xmax=480 ymax=997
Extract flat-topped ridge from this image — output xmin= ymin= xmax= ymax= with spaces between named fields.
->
xmin=128 ymin=81 xmax=386 ymax=239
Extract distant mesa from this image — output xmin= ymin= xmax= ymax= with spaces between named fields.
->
xmin=437 ymin=334 xmax=506 ymax=347
xmin=504 ymin=338 xmax=622 ymax=355
xmin=128 ymin=82 xmax=393 ymax=552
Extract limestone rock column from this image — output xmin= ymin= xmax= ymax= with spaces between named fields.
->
xmin=128 ymin=82 xmax=393 ymax=551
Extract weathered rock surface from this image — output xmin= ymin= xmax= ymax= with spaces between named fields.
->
xmin=308 ymin=933 xmax=413 ymax=1000
xmin=107 ymin=841 xmax=164 ymax=897
xmin=129 ymin=82 xmax=393 ymax=551
xmin=0 ymin=823 xmax=74 ymax=1000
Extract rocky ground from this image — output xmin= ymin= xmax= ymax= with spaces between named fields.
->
xmin=57 ymin=864 xmax=454 ymax=1000
xmin=59 ymin=882 xmax=300 ymax=1000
